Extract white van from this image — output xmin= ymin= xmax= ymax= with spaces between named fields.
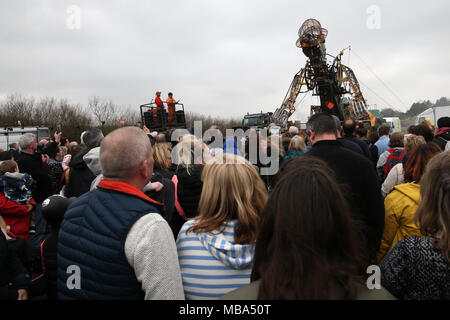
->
xmin=0 ymin=127 xmax=50 ymax=150
xmin=383 ymin=117 xmax=402 ymax=133
xmin=415 ymin=106 xmax=450 ymax=128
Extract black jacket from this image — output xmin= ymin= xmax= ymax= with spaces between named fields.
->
xmin=369 ymin=144 xmax=379 ymax=168
xmin=40 ymin=194 xmax=75 ymax=300
xmin=41 ymin=232 xmax=58 ymax=300
xmin=16 ymin=151 xmax=53 ymax=203
xmin=0 ymin=149 xmax=20 ymax=161
xmin=66 ymin=148 xmax=96 ymax=198
xmin=176 ymin=165 xmax=203 ymax=219
xmin=308 ymin=140 xmax=385 ymax=263
xmin=343 ymin=134 xmax=372 ymax=161
xmin=147 ymin=172 xmax=185 ymax=239
xmin=0 ymin=231 xmax=31 ymax=300
xmin=337 ymin=137 xmax=363 ymax=155
xmin=154 ymin=167 xmax=175 ymax=180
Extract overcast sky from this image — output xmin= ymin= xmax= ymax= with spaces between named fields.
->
xmin=1 ymin=0 xmax=449 ymax=121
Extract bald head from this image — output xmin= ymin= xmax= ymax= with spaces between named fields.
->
xmin=343 ymin=119 xmax=356 ymax=136
xmin=100 ymin=127 xmax=152 ymax=181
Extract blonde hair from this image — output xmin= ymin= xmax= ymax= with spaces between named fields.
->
xmin=189 ymin=154 xmax=268 ymax=244
xmin=174 ymin=134 xmax=209 ymax=174
xmin=415 ymin=150 xmax=450 ymax=262
xmin=404 ymin=134 xmax=426 ymax=153
xmin=153 ymin=142 xmax=172 ymax=170
xmin=60 ymin=146 xmax=68 ymax=158
xmin=288 ymin=135 xmax=307 ymax=152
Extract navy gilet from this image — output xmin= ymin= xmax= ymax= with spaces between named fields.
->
xmin=57 ymin=186 xmax=161 ymax=300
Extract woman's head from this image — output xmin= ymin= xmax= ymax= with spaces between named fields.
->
xmin=415 ymin=150 xmax=450 ymax=262
xmin=68 ymin=144 xmax=85 ymax=157
xmin=189 ymin=153 xmax=267 ymax=244
xmin=388 ymin=132 xmax=404 ymax=148
xmin=174 ymin=134 xmax=211 ymax=171
xmin=404 ymin=142 xmax=441 ymax=183
xmin=404 ymin=134 xmax=426 ymax=153
xmin=153 ymin=142 xmax=172 ymax=170
xmin=411 ymin=123 xmax=434 ymax=142
xmin=288 ymin=135 xmax=307 ymax=152
xmin=252 ymin=156 xmax=364 ymax=299
xmin=59 ymin=146 xmax=68 ymax=159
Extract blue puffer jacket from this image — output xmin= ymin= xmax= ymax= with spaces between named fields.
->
xmin=57 ymin=180 xmax=162 ymax=300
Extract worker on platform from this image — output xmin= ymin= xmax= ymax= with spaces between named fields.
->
xmin=153 ymin=91 xmax=164 ymax=125
xmin=166 ymin=92 xmax=177 ymax=123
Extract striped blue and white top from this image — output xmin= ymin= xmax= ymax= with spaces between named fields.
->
xmin=176 ymin=219 xmax=255 ymax=300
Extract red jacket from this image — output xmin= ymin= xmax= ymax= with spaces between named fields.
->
xmin=155 ymin=97 xmax=164 ymax=109
xmin=0 ymin=192 xmax=35 ymax=241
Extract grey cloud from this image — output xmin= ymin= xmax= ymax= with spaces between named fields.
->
xmin=0 ymin=0 xmax=449 ymax=122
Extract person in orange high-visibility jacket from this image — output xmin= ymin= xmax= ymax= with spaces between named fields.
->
xmin=153 ymin=91 xmax=164 ymax=125
xmin=155 ymin=91 xmax=164 ymax=109
xmin=166 ymin=92 xmax=177 ymax=123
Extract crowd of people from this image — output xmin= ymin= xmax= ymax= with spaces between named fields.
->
xmin=0 ymin=114 xmax=449 ymax=300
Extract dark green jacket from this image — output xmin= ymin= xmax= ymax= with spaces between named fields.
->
xmin=221 ymin=280 xmax=396 ymax=300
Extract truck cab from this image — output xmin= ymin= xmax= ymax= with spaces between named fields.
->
xmin=242 ymin=112 xmax=273 ymax=130
xmin=383 ymin=117 xmax=402 ymax=133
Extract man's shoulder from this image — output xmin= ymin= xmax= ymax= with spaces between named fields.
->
xmin=65 ymin=189 xmax=162 ymax=225
xmin=16 ymin=151 xmax=35 ymax=161
xmin=375 ymin=136 xmax=389 ymax=144
xmin=16 ymin=152 xmax=43 ymax=171
xmin=127 ymin=212 xmax=170 ymax=243
xmin=313 ymin=144 xmax=375 ymax=178
xmin=341 ymin=138 xmax=363 ymax=154
xmin=311 ymin=140 xmax=366 ymax=159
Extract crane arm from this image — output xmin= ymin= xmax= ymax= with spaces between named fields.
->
xmin=273 ymin=67 xmax=307 ymax=130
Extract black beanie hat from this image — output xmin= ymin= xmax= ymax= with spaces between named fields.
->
xmin=437 ymin=116 xmax=450 ymax=129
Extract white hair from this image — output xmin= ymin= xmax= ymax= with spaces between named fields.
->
xmin=288 ymin=126 xmax=299 ymax=135
xmin=18 ymin=133 xmax=36 ymax=150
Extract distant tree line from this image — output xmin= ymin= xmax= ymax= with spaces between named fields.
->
xmin=0 ymin=94 xmax=242 ymax=142
xmin=380 ymin=97 xmax=450 ymax=119
xmin=0 ymin=94 xmax=143 ymax=142
xmin=2 ymin=94 xmax=447 ymax=142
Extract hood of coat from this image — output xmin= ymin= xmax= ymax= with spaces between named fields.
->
xmin=1 ymin=172 xmax=34 ymax=187
xmin=83 ymin=147 xmax=102 ymax=176
xmin=190 ymin=220 xmax=254 ymax=270
xmin=2 ymin=171 xmax=26 ymax=180
xmin=391 ymin=183 xmax=420 ymax=204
